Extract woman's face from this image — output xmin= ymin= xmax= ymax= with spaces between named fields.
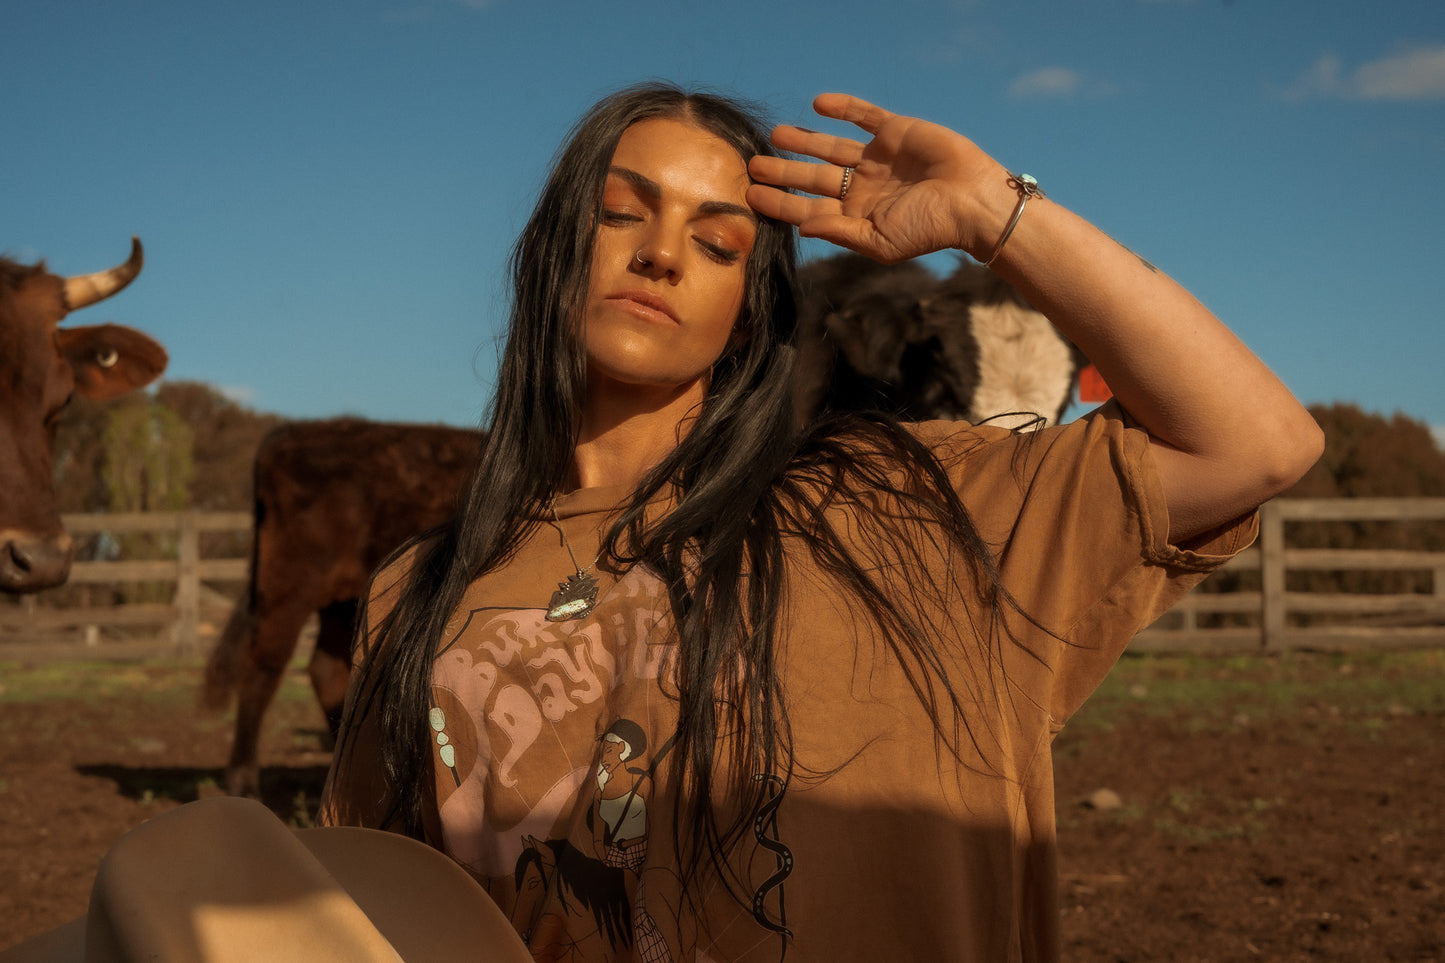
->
xmin=582 ymin=116 xmax=758 ymax=402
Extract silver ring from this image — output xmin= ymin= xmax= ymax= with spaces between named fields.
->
xmin=839 ymin=166 xmax=854 ymax=200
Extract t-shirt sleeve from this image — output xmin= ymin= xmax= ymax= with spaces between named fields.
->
xmin=913 ymin=402 xmax=1259 ymax=726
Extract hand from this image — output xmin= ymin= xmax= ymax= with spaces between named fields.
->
xmin=746 ymin=94 xmax=1003 ymax=264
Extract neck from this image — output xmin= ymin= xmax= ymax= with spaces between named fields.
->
xmin=573 ymin=376 xmax=707 ymax=490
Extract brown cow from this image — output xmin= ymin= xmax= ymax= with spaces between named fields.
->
xmin=204 ymin=255 xmax=1082 ymax=797
xmin=203 ymin=418 xmax=483 ymax=797
xmin=1 ymin=238 xmax=168 ymax=592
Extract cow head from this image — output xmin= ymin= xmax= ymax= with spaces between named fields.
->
xmin=793 ymin=253 xmax=982 ymax=421
xmin=0 ymin=238 xmax=167 ymax=593
xmin=791 ymin=253 xmax=1084 ymax=428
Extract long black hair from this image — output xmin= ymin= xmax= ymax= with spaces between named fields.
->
xmin=333 ymin=81 xmax=1013 ymax=935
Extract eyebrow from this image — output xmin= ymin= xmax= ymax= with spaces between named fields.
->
xmin=608 ymin=166 xmax=756 ymax=222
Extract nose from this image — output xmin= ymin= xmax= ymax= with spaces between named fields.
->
xmin=631 ymin=224 xmax=682 ymax=281
xmin=0 ymin=532 xmax=75 ymax=593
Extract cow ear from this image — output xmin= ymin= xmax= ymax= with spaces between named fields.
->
xmin=56 ymin=323 xmax=169 ymax=401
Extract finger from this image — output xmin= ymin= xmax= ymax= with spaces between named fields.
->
xmin=794 ymin=215 xmax=905 ymax=264
xmin=745 ymin=183 xmax=835 ymax=226
xmin=768 ymin=125 xmax=864 ymax=168
xmin=748 ymin=155 xmax=851 ymax=199
xmin=812 ymin=93 xmax=895 ymax=136
xmin=747 ymin=186 xmax=907 ymax=263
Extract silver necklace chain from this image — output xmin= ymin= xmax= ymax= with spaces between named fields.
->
xmin=545 ymin=503 xmax=601 ymax=622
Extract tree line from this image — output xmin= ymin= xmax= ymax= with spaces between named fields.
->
xmin=50 ymin=381 xmax=1445 ymax=513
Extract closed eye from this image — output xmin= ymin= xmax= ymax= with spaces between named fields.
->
xmin=697 ymin=238 xmax=741 ymax=264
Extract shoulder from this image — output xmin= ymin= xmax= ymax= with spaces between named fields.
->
xmin=355 ymin=537 xmax=436 ymax=666
xmin=901 ymin=403 xmax=1151 ymax=487
xmin=370 ymin=540 xmax=428 ymax=601
xmin=903 ymin=402 xmax=1141 ymax=455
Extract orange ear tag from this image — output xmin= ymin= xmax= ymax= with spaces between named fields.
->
xmin=1077 ymin=363 xmax=1113 ymax=404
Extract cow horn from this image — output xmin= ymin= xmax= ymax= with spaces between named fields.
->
xmin=62 ymin=237 xmax=144 ymax=312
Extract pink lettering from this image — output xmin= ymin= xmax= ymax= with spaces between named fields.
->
xmin=529 ymin=638 xmax=605 ymax=707
xmin=479 ymin=617 xmax=527 ymax=667
xmin=532 ymin=672 xmax=576 ymax=722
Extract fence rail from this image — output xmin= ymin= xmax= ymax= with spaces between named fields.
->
xmin=0 ymin=511 xmax=251 ymax=656
xmin=1 ymin=500 xmax=1442 ymax=657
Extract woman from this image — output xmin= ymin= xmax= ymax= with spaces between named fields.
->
xmin=321 ymin=84 xmax=1321 ymax=961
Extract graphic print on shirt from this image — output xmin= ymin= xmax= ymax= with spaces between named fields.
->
xmin=748 ymin=772 xmax=794 ymax=941
xmin=509 ymin=718 xmax=677 ymax=961
xmin=426 ymin=566 xmax=669 ymax=880
xmin=421 ymin=565 xmax=684 ymax=957
xmin=589 ymin=718 xmax=655 ymax=868
xmin=424 ymin=562 xmax=798 ymax=960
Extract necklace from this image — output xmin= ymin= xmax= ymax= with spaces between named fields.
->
xmin=545 ymin=504 xmax=600 ymax=622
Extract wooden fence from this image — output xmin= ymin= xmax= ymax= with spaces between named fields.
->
xmin=0 ymin=511 xmax=251 ymax=657
xmin=1 ymin=499 xmax=1442 ymax=657
xmin=1133 ymin=497 xmax=1445 ymax=651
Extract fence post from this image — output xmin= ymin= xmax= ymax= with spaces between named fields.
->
xmin=1260 ymin=501 xmax=1285 ymax=650
xmin=174 ymin=512 xmax=200 ymax=654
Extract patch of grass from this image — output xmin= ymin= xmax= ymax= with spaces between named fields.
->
xmin=1150 ymin=816 xmax=1249 ymax=844
xmin=0 ymin=659 xmax=315 ymax=709
xmin=289 ymin=790 xmax=316 ymax=829
xmin=0 ymin=660 xmax=200 ymax=704
xmin=1166 ymin=789 xmax=1200 ymax=814
xmin=1112 ymin=791 xmax=1285 ymax=844
xmin=289 ymin=727 xmax=329 ymax=751
xmin=1069 ymin=649 xmax=1445 ymax=735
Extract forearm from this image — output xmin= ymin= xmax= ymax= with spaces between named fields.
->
xmin=956 ymin=175 xmax=1322 ymax=538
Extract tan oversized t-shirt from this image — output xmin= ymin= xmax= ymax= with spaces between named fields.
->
xmin=322 ymin=405 xmax=1257 ymax=962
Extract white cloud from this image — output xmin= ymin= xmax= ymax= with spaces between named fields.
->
xmin=1006 ymin=67 xmax=1117 ymax=101
xmin=1354 ymin=46 xmax=1445 ymax=100
xmin=1281 ymin=45 xmax=1445 ymax=102
xmin=1007 ymin=67 xmax=1085 ymax=100
xmin=1280 ymin=54 xmax=1343 ymax=100
xmin=1433 ymin=425 xmax=1445 ymax=452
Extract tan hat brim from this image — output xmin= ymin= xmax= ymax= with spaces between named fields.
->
xmin=0 ymin=797 xmax=530 ymax=963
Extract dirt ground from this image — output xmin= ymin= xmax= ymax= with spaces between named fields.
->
xmin=1 ymin=648 xmax=1441 ymax=961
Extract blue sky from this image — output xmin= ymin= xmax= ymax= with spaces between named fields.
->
xmin=7 ymin=0 xmax=1443 ymax=436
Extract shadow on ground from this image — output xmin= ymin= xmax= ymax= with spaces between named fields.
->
xmin=75 ymin=762 xmax=330 ymax=822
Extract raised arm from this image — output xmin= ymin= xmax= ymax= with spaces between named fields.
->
xmin=747 ymin=94 xmax=1322 ymax=541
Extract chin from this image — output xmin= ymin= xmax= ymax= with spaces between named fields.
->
xmin=587 ymin=359 xmax=710 ymax=395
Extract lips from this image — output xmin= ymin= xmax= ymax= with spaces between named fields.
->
xmin=606 ymin=289 xmax=679 ymax=325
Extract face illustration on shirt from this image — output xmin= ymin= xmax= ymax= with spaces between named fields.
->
xmin=596 ymin=733 xmax=630 ymax=792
